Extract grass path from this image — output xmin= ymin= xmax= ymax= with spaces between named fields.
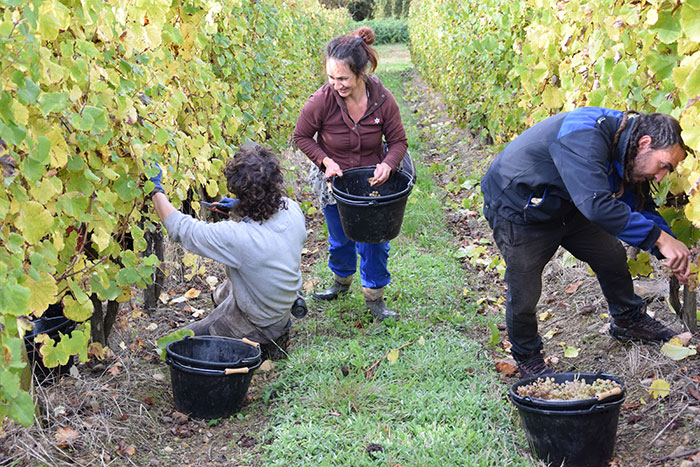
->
xmin=258 ymin=44 xmax=536 ymax=466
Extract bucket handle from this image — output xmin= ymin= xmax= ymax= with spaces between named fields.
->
xmin=595 ymin=387 xmax=622 ymax=401
xmin=224 ymin=367 xmax=250 ymax=375
xmin=241 ymin=337 xmax=260 ymax=349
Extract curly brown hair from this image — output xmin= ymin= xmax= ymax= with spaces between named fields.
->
xmin=223 ymin=144 xmax=286 ymax=223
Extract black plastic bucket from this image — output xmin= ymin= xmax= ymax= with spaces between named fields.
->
xmin=331 ymin=167 xmax=413 ymax=243
xmin=510 ymin=374 xmax=625 ymax=467
xmin=166 ymin=356 xmax=261 ymax=419
xmin=510 ymin=372 xmax=625 ymax=411
xmin=165 ymin=336 xmax=261 ymax=370
xmin=331 ymin=166 xmax=413 ymax=202
xmin=24 ymin=315 xmax=77 ymax=384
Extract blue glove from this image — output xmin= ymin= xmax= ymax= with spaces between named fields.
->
xmin=215 ymin=197 xmax=239 ymax=210
xmin=149 ymin=163 xmax=164 ymax=196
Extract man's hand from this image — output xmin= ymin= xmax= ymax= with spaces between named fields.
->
xmin=149 ymin=163 xmax=165 ymax=196
xmin=655 ymin=230 xmax=692 ymax=284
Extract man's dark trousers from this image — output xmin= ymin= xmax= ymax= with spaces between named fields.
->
xmin=488 ymin=209 xmax=645 ymax=359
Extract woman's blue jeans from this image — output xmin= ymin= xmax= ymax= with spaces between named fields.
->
xmin=323 ymin=204 xmax=390 ymax=289
xmin=488 ymin=209 xmax=645 ymax=359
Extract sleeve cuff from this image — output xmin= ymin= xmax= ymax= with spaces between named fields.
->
xmin=640 ymin=224 xmax=662 ymax=251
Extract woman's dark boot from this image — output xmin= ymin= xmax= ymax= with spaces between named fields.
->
xmin=313 ymin=274 xmax=353 ymax=301
xmin=363 ymin=287 xmax=398 ymax=320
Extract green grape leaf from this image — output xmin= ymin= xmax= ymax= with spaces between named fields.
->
xmin=39 ymin=92 xmax=70 ymax=116
xmin=16 ymin=77 xmax=41 ymax=105
xmin=7 ymin=390 xmax=35 ymax=427
xmin=31 ymin=136 xmax=50 ymax=165
xmin=0 ymin=283 xmax=31 ymax=316
xmin=627 ymin=252 xmax=653 ymax=277
xmin=156 ymin=328 xmax=195 ymax=361
xmin=681 ymin=1 xmax=700 ymax=42
xmin=0 ymin=368 xmax=21 ymax=398
xmin=652 ymin=7 xmax=682 ymax=44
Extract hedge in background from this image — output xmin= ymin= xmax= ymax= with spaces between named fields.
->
xmin=356 ymin=18 xmax=410 ymax=44
xmin=375 ymin=0 xmax=411 ymax=18
xmin=0 ymin=0 xmax=347 ymax=426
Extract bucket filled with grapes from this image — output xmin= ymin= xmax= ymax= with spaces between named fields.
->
xmin=509 ymin=372 xmax=625 ymax=467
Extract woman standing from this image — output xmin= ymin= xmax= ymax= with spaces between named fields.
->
xmin=294 ymin=26 xmax=408 ymax=320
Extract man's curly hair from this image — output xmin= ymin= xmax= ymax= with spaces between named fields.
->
xmin=223 ymin=144 xmax=286 ymax=223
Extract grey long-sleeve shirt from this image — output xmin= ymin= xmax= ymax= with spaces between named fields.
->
xmin=163 ymin=198 xmax=306 ymax=327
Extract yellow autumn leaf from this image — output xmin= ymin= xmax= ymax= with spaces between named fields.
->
xmin=539 ymin=311 xmax=552 ymax=322
xmin=543 ymin=327 xmax=562 ymax=339
xmin=387 ymin=349 xmax=399 ymax=364
xmin=63 ymin=295 xmax=93 ymax=322
xmin=184 ymin=288 xmax=201 ymax=299
xmin=25 ymin=272 xmax=58 ymax=316
xmin=16 ymin=201 xmax=55 ymax=245
xmin=92 ymin=227 xmax=112 ymax=252
xmin=649 ymin=379 xmax=671 ymax=399
xmin=668 ymin=337 xmax=683 ymax=346
xmin=30 ymin=177 xmax=62 ymax=204
xmin=47 ymin=128 xmax=69 ymax=168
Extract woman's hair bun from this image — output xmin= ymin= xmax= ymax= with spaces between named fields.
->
xmin=354 ymin=26 xmax=375 ymax=46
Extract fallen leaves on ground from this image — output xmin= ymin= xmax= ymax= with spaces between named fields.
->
xmin=55 ymin=427 xmax=79 ymax=447
xmin=494 ymin=358 xmax=517 ymax=376
xmin=107 ymin=364 xmax=121 ymax=377
xmin=205 ymin=276 xmax=219 ymax=289
xmin=565 ymin=280 xmax=584 ymax=294
xmin=538 ymin=311 xmax=553 ymax=322
xmin=387 ymin=349 xmax=399 ymax=364
xmin=184 ymin=288 xmax=201 ymax=299
xmin=649 ymin=379 xmax=671 ymax=399
xmin=674 ymin=331 xmax=693 ymax=346
xmin=116 ymin=440 xmax=135 ymax=457
xmin=660 ymin=341 xmax=697 ymax=361
xmin=543 ymin=327 xmax=563 ymax=339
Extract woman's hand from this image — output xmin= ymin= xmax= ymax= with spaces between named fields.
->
xmin=369 ymin=162 xmax=392 ymax=186
xmin=322 ymin=157 xmax=343 ymax=179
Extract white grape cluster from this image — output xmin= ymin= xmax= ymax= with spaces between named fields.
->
xmin=517 ymin=376 xmax=622 ymax=401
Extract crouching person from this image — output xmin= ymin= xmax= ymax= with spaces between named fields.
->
xmin=149 ymin=144 xmax=307 ymax=359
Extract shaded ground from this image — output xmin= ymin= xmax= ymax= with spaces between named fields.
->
xmin=2 ymin=69 xmax=699 ymax=466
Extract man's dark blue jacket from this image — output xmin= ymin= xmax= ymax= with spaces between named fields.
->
xmin=481 ymin=107 xmax=672 ymax=251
